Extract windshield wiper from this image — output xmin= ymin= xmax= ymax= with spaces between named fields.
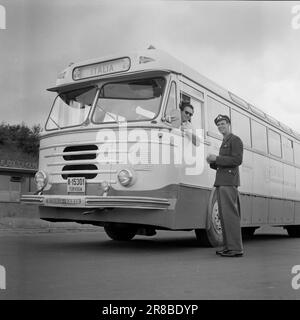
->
xmin=96 ymin=104 xmax=119 ymax=122
xmin=49 ymin=116 xmax=61 ymax=129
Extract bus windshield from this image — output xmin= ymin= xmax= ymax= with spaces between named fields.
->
xmin=46 ymin=87 xmax=97 ymax=130
xmin=92 ymin=77 xmax=166 ymax=123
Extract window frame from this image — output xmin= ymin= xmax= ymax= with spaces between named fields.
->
xmin=91 ymin=76 xmax=167 ymax=125
xmin=206 ymin=95 xmax=230 ymax=139
xmin=268 ymin=127 xmax=282 ymax=158
xmin=45 ymin=86 xmax=98 ymax=131
xmin=179 ymin=90 xmax=204 ymax=130
xmin=231 ymin=108 xmax=252 ymax=148
xmin=164 ymin=80 xmax=178 ymax=117
xmin=251 ymin=119 xmax=268 ymax=154
xmin=282 ymin=135 xmax=294 ymax=163
xmin=294 ymin=141 xmax=300 ymax=166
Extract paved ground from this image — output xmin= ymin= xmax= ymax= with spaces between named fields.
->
xmin=0 ymin=224 xmax=299 ymax=300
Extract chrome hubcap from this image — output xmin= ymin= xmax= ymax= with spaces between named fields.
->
xmin=212 ymin=201 xmax=222 ymax=235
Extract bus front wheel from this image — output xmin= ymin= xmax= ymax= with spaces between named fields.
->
xmin=195 ymin=188 xmax=223 ymax=247
xmin=286 ymin=225 xmax=300 ymax=237
xmin=104 ymin=223 xmax=137 ymax=241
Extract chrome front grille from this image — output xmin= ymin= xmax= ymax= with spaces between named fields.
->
xmin=44 ymin=139 xmax=154 ymax=183
xmin=63 ymin=145 xmax=98 ymax=160
xmin=61 ymin=145 xmax=99 ymax=179
xmin=62 ymin=164 xmax=98 ymax=180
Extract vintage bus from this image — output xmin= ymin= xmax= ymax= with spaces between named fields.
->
xmin=21 ymin=47 xmax=300 ymax=246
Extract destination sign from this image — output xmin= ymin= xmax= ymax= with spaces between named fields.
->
xmin=72 ymin=57 xmax=130 ymax=80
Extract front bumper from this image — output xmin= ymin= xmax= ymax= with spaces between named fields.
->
xmin=21 ymin=194 xmax=172 ymax=210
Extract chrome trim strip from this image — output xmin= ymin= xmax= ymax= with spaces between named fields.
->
xmin=20 ymin=194 xmax=171 ymax=210
xmin=77 ymin=180 xmax=117 ymax=184
xmin=86 ymin=196 xmax=169 ymax=204
xmin=20 ymin=195 xmax=44 ymax=203
xmin=87 ymin=203 xmax=166 ymax=210
xmin=47 ymin=159 xmax=128 ymax=165
xmin=45 ymin=150 xmax=100 ymax=158
xmin=179 ymin=183 xmax=213 ymax=191
xmin=49 ymin=169 xmax=117 ymax=175
xmin=179 ymin=183 xmax=300 ymax=203
xmin=47 ymin=160 xmax=100 ymax=166
xmin=40 ymin=139 xmax=180 ymax=151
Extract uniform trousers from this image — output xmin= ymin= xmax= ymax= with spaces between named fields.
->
xmin=216 ymin=186 xmax=243 ymax=252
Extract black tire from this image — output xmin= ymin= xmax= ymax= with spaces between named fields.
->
xmin=286 ymin=225 xmax=300 ymax=238
xmin=194 ymin=229 xmax=213 ymax=247
xmin=195 ymin=188 xmax=223 ymax=247
xmin=104 ymin=223 xmax=137 ymax=241
xmin=241 ymin=227 xmax=257 ymax=238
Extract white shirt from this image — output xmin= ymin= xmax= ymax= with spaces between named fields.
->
xmin=181 ymin=121 xmax=200 ymax=146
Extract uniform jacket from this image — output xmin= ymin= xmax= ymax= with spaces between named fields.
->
xmin=210 ymin=133 xmax=243 ymax=186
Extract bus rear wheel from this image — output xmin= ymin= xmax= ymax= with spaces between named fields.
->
xmin=104 ymin=223 xmax=137 ymax=241
xmin=285 ymin=225 xmax=300 ymax=237
xmin=195 ymin=188 xmax=223 ymax=247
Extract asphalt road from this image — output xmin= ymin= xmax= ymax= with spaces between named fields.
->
xmin=0 ymin=226 xmax=300 ymax=300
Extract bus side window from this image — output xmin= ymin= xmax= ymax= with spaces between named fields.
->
xmin=282 ymin=136 xmax=294 ymax=163
xmin=207 ymin=96 xmax=229 ymax=136
xmin=180 ymin=93 xmax=190 ymax=105
xmin=251 ymin=120 xmax=267 ymax=153
xmin=180 ymin=92 xmax=203 ymax=130
xmin=231 ymin=109 xmax=251 ymax=147
xmin=268 ymin=129 xmax=282 ymax=158
xmin=294 ymin=142 xmax=300 ymax=165
xmin=190 ymin=96 xmax=203 ymax=130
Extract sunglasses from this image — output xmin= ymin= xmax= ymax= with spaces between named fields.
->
xmin=184 ymin=111 xmax=193 ymax=117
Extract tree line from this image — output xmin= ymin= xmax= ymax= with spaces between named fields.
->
xmin=0 ymin=122 xmax=41 ymax=156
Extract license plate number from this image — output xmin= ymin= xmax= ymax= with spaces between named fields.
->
xmin=67 ymin=177 xmax=85 ymax=193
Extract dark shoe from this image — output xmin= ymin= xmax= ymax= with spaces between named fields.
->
xmin=220 ymin=250 xmax=244 ymax=257
xmin=216 ymin=249 xmax=229 ymax=255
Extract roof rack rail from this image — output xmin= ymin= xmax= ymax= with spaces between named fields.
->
xmin=229 ymin=92 xmax=249 ymax=110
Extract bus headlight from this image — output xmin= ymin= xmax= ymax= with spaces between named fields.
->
xmin=34 ymin=170 xmax=48 ymax=190
xmin=118 ymin=169 xmax=133 ymax=187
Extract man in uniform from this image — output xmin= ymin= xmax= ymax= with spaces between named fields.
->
xmin=206 ymin=114 xmax=244 ymax=257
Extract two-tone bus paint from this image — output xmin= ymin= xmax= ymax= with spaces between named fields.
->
xmin=21 ymin=48 xmax=300 ymax=246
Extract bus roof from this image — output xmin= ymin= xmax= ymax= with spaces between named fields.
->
xmin=47 ymin=47 xmax=300 ymax=140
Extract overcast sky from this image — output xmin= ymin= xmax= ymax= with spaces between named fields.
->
xmin=0 ymin=0 xmax=299 ymax=132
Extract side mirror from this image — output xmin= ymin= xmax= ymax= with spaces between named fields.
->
xmin=164 ymin=109 xmax=181 ymax=128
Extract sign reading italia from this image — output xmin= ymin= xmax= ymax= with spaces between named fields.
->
xmin=72 ymin=57 xmax=130 ymax=80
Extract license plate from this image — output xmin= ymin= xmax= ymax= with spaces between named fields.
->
xmin=67 ymin=177 xmax=85 ymax=193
